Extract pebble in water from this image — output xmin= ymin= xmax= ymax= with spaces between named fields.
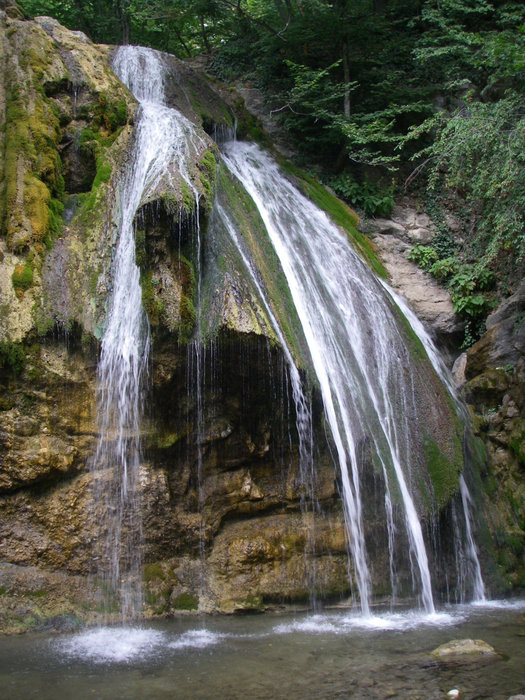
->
xmin=446 ymin=690 xmax=460 ymax=699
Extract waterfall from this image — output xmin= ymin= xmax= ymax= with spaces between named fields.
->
xmin=95 ymin=44 xmax=484 ymax=619
xmin=91 ymin=45 xmax=204 ymax=620
xmin=221 ymin=141 xmax=445 ymax=614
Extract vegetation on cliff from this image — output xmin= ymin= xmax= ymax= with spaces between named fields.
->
xmin=18 ymin=0 xmax=524 ymax=347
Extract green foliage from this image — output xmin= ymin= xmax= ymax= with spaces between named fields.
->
xmin=328 ymin=174 xmax=394 ymax=217
xmin=0 ymin=341 xmax=26 ymax=375
xmin=408 ymin=243 xmax=438 ymax=270
xmin=429 ymin=256 xmax=458 ymax=281
xmin=17 ymin=0 xmax=525 ymax=341
xmin=409 ymin=240 xmax=498 ymax=346
xmin=405 ymin=95 xmax=525 ymax=271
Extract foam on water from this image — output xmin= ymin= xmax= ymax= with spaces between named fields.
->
xmin=469 ymin=598 xmax=525 ymax=610
xmin=168 ymin=629 xmax=224 ymax=650
xmin=274 ymin=609 xmax=462 ymax=635
xmin=56 ymin=627 xmax=165 ymax=663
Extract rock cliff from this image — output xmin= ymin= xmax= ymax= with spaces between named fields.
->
xmin=0 ymin=9 xmax=522 ymax=634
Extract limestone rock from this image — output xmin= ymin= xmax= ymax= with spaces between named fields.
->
xmin=467 ymin=280 xmax=525 ymax=378
xmin=461 ymin=281 xmax=525 ymax=592
xmin=365 ymin=206 xmax=463 ymax=362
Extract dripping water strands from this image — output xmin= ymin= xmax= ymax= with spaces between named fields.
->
xmin=185 ymin=193 xmax=210 ymax=606
xmin=90 ymin=45 xmax=206 ymax=621
xmin=459 ymin=475 xmax=486 ymax=602
xmin=221 ymin=141 xmax=463 ymax=615
xmin=212 ymin=201 xmax=318 ymax=605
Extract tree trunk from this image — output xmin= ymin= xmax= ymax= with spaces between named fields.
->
xmin=199 ymin=15 xmax=211 ymax=54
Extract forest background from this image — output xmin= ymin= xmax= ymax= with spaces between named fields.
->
xmin=18 ymin=0 xmax=525 ymax=347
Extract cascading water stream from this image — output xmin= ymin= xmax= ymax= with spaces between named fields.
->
xmin=222 ymin=141 xmax=440 ymax=615
xmin=91 ymin=45 xmax=205 ymax=620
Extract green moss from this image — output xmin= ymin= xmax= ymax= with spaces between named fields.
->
xmin=143 ymin=563 xmax=165 ymax=582
xmin=92 ymin=158 xmax=112 ymax=188
xmin=135 ymin=229 xmax=147 ymax=269
xmin=212 ymin=164 xmax=308 ymax=367
xmin=2 ymin=60 xmax=64 ymax=251
xmin=140 ymin=269 xmax=163 ymax=326
xmin=94 ymin=93 xmax=128 ymax=134
xmin=180 ymin=180 xmax=195 ymax=213
xmin=152 ymin=431 xmax=184 ymax=449
xmin=200 ymin=149 xmax=216 ymax=176
xmin=27 ymin=588 xmax=48 ymax=598
xmin=172 ymin=593 xmax=198 ymax=611
xmin=75 ymin=156 xmax=113 ymax=228
xmin=233 ymin=98 xmax=272 ymax=148
xmin=509 ymin=423 xmax=525 ymax=467
xmin=422 ymin=434 xmax=462 ymax=508
xmin=198 ymin=149 xmax=217 ymax=203
xmin=12 ymin=261 xmax=34 ymax=294
xmin=188 ymin=86 xmax=234 ymax=133
xmin=237 ymin=595 xmax=264 ymax=611
xmin=44 ymin=197 xmax=64 ymax=249
xmin=393 ymin=301 xmax=428 ymax=362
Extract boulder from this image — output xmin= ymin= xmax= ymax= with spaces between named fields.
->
xmin=430 ymin=638 xmax=499 ymax=659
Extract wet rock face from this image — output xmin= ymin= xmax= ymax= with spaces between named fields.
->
xmin=0 ymin=329 xmax=350 ymax=622
xmin=463 ymin=281 xmax=525 ymax=590
xmin=140 ymin=331 xmax=350 ymax=612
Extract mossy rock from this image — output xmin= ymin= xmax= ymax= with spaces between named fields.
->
xmin=171 ymin=593 xmax=198 ymax=611
xmin=11 ymin=262 xmax=34 ymax=296
xmin=422 ymin=434 xmax=462 ymax=509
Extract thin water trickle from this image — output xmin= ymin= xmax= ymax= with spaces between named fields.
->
xmin=212 ymin=202 xmax=318 ymax=596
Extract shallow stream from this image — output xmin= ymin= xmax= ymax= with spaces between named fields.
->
xmin=1 ymin=601 xmax=524 ymax=699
